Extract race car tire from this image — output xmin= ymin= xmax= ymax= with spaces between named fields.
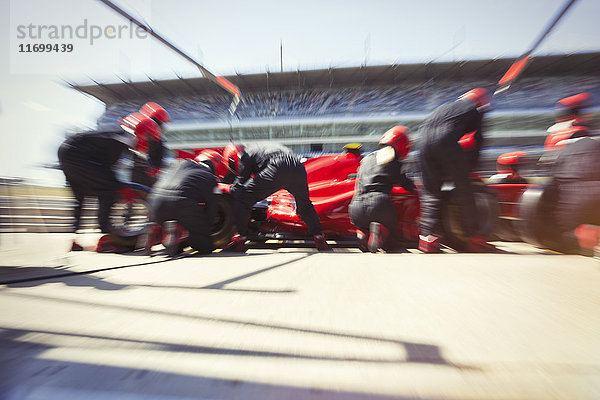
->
xmin=211 ymin=195 xmax=235 ymax=248
xmin=517 ymin=181 xmax=564 ymax=251
xmin=441 ymin=182 xmax=499 ymax=251
xmin=494 ymin=220 xmax=520 ymax=242
xmin=109 ymin=196 xmax=151 ymax=247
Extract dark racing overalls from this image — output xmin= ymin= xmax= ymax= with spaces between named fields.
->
xmin=552 ymin=137 xmax=600 ymax=248
xmin=349 ymin=150 xmax=415 ymax=249
xmin=418 ymin=99 xmax=484 ymax=238
xmin=131 ymin=138 xmax=166 ymax=188
xmin=230 ymin=144 xmax=323 ymax=236
xmin=148 ymin=159 xmax=218 ymax=255
xmin=58 ymin=130 xmax=133 ymax=233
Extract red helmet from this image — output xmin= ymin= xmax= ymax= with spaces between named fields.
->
xmin=379 ymin=126 xmax=410 ymax=160
xmin=222 ymin=142 xmax=246 ymax=174
xmin=120 ymin=112 xmax=161 ymax=153
xmin=555 ymin=92 xmax=593 ymax=122
xmin=140 ymin=102 xmax=170 ymax=124
xmin=458 ymin=88 xmax=492 ymax=110
xmin=195 ymin=150 xmax=228 ymax=179
xmin=544 ymin=125 xmax=589 ymax=151
xmin=496 ymin=151 xmax=527 ymax=174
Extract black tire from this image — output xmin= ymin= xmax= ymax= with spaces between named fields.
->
xmin=518 ymin=181 xmax=563 ymax=250
xmin=108 ymin=196 xmax=151 ymax=247
xmin=441 ymin=181 xmax=499 ymax=251
xmin=109 ymin=197 xmax=151 ymax=244
xmin=494 ymin=218 xmax=521 ymax=242
xmin=211 ymin=195 xmax=235 ymax=248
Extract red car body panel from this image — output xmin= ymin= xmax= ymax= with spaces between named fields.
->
xmin=213 ymin=150 xmax=529 ymax=243
xmin=258 ymin=152 xmax=421 ymax=240
xmin=488 ymin=184 xmax=531 ymax=219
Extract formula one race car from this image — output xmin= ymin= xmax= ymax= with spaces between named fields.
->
xmin=198 ymin=144 xmax=598 ymax=256
xmin=110 ymin=138 xmax=598 ymax=255
xmin=247 ymin=149 xmax=421 ymax=244
xmin=111 ymin=145 xmax=545 ymax=253
xmin=211 ymin=145 xmax=501 ymax=251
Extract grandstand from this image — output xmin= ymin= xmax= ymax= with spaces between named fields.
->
xmin=71 ymin=52 xmax=600 ymax=173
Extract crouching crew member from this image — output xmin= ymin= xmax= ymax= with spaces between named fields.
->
xmin=418 ymin=88 xmax=493 ymax=253
xmin=147 ymin=151 xmax=221 ymax=257
xmin=549 ymin=92 xmax=593 ymax=134
xmin=539 ymin=93 xmax=593 ymax=168
xmin=58 ymin=109 xmax=162 ymax=252
xmin=222 ymin=142 xmax=331 ymax=252
xmin=487 ymin=151 xmax=528 ymax=184
xmin=544 ymin=93 xmax=598 ymax=253
xmin=552 ymin=135 xmax=600 ymax=254
xmin=349 ymin=126 xmax=415 ymax=252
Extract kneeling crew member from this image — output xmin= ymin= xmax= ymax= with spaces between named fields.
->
xmin=539 ymin=93 xmax=593 ymax=168
xmin=222 ymin=142 xmax=330 ymax=252
xmin=148 ymin=151 xmax=221 ymax=256
xmin=552 ymin=134 xmax=600 ymax=253
xmin=349 ymin=126 xmax=415 ymax=252
xmin=487 ymin=151 xmax=528 ymax=185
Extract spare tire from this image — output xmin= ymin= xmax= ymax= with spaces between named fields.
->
xmin=441 ymin=181 xmax=499 ymax=251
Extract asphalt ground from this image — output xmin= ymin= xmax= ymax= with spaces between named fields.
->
xmin=1 ymin=233 xmax=599 ymax=400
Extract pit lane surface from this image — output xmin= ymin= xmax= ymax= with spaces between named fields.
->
xmin=1 ymin=233 xmax=599 ymax=400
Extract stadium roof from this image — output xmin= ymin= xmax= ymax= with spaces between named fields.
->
xmin=69 ymin=52 xmax=600 ymax=104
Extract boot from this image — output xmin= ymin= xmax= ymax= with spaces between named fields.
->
xmin=70 ymin=241 xmax=84 ymax=252
xmin=574 ymin=224 xmax=600 ymax=252
xmin=140 ymin=223 xmax=163 ymax=256
xmin=96 ymin=234 xmax=135 ymax=254
xmin=163 ymin=220 xmax=189 ymax=257
xmin=314 ymin=234 xmax=332 ymax=251
xmin=368 ymin=222 xmax=389 ymax=253
xmin=418 ymin=234 xmax=442 ymax=253
xmin=356 ymin=229 xmax=368 ymax=252
xmin=222 ymin=234 xmax=248 ymax=252
xmin=466 ymin=235 xmax=496 ymax=253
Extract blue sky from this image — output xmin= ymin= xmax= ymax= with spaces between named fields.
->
xmin=1 ymin=0 xmax=599 ymax=184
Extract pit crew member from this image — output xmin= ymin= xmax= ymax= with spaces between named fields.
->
xmin=349 ymin=126 xmax=415 ymax=252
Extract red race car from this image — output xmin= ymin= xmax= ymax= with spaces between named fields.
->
xmin=213 ymin=146 xmax=504 ymax=251
xmin=253 ymin=150 xmax=420 ymax=243
xmin=118 ymin=146 xmax=591 ymax=254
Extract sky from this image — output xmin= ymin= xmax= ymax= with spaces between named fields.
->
xmin=1 ymin=0 xmax=599 ymax=185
